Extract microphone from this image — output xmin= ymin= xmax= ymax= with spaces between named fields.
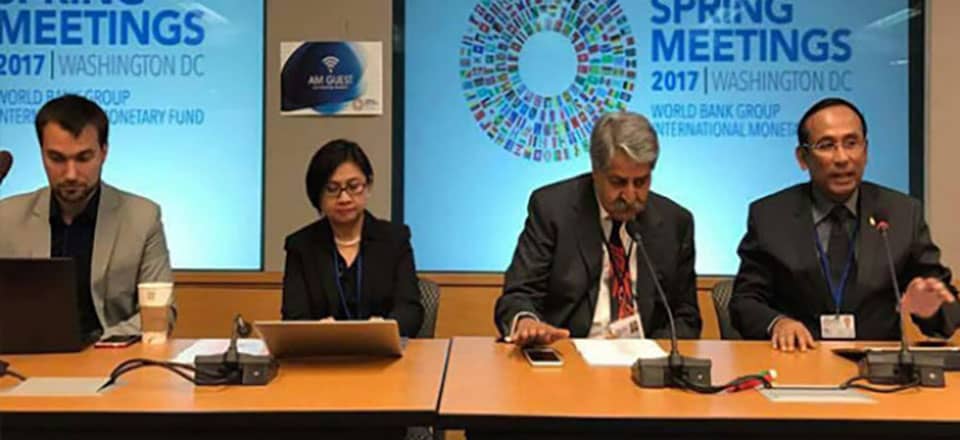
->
xmin=860 ymin=209 xmax=945 ymax=387
xmin=0 ymin=150 xmax=12 ymax=186
xmin=0 ymin=359 xmax=26 ymax=381
xmin=626 ymin=221 xmax=712 ymax=389
xmin=195 ymin=314 xmax=277 ymax=386
xmin=225 ymin=315 xmax=253 ymax=364
xmin=99 ymin=315 xmax=277 ymax=391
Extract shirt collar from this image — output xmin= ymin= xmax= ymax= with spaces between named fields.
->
xmin=597 ymin=196 xmax=611 ymax=222
xmin=811 ymin=185 xmax=859 ymax=225
xmin=596 ymin=196 xmax=625 ymax=243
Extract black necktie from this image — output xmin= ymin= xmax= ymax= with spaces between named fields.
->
xmin=827 ymin=204 xmax=851 ymax=285
xmin=609 ymin=220 xmax=623 ymax=247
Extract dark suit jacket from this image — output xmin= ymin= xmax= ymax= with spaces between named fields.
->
xmin=495 ymin=173 xmax=701 ymax=339
xmin=730 ymin=182 xmax=960 ymax=340
xmin=281 ymin=212 xmax=424 ymax=337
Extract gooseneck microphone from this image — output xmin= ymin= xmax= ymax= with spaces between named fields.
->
xmin=0 ymin=359 xmax=27 ymax=382
xmin=195 ymin=314 xmax=277 ymax=385
xmin=858 ymin=209 xmax=945 ymax=387
xmin=224 ymin=315 xmax=253 ymax=364
xmin=0 ymin=150 xmax=12 ymax=186
xmin=100 ymin=315 xmax=277 ymax=391
xmin=871 ymin=210 xmax=910 ymax=353
xmin=626 ymin=221 xmax=712 ymax=389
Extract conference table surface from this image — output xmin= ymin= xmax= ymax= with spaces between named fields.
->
xmin=6 ymin=336 xmax=960 ymax=438
xmin=439 ymin=337 xmax=960 ymax=437
xmin=0 ymin=338 xmax=449 ymax=435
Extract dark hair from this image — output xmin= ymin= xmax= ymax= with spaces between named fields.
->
xmin=305 ymin=139 xmax=374 ymax=210
xmin=35 ymin=94 xmax=109 ymax=148
xmin=797 ymin=97 xmax=867 ymax=147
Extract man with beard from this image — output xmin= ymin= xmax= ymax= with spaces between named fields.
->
xmin=0 ymin=94 xmax=174 ymax=340
xmin=495 ymin=111 xmax=701 ymax=346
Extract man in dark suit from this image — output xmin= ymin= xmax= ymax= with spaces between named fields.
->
xmin=731 ymin=97 xmax=959 ymax=351
xmin=495 ymin=112 xmax=701 ymax=345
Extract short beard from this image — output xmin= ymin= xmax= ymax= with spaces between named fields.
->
xmin=54 ymin=181 xmax=97 ymax=205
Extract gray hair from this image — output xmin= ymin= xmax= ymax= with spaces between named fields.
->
xmin=589 ymin=111 xmax=659 ymax=171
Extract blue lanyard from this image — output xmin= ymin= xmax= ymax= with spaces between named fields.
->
xmin=813 ymin=224 xmax=858 ymax=313
xmin=332 ymin=252 xmax=363 ymax=319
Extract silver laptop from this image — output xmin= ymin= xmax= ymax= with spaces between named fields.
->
xmin=254 ymin=319 xmax=404 ymax=358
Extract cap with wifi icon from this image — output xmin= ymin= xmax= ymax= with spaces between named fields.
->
xmin=281 ymin=42 xmax=365 ymax=113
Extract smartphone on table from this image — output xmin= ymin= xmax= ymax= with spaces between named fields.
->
xmin=522 ymin=347 xmax=564 ymax=367
xmin=94 ymin=334 xmax=141 ymax=348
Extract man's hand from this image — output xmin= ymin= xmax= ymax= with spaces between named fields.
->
xmin=902 ymin=277 xmax=956 ymax=318
xmin=771 ymin=317 xmax=817 ymax=352
xmin=509 ymin=317 xmax=570 ymax=346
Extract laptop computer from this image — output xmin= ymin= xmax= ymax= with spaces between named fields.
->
xmin=254 ymin=319 xmax=405 ymax=359
xmin=0 ymin=258 xmax=91 ymax=354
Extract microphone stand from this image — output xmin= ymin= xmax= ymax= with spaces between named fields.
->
xmin=98 ymin=315 xmax=277 ymax=391
xmin=195 ymin=314 xmax=278 ymax=386
xmin=627 ymin=222 xmax=712 ymax=389
xmin=859 ymin=219 xmax=944 ymax=387
xmin=0 ymin=150 xmax=12 ymax=186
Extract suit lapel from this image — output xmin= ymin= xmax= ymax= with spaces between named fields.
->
xmin=28 ymin=188 xmax=52 ymax=257
xmin=358 ymin=213 xmax=381 ymax=318
xmin=574 ymin=179 xmax=603 ymax=333
xmin=91 ymin=184 xmax=120 ymax=314
xmin=631 ymin=203 xmax=661 ymax=333
xmin=851 ymin=184 xmax=882 ymax=310
xmin=791 ymin=184 xmax=835 ymax=314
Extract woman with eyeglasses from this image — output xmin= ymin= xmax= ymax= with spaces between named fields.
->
xmin=281 ymin=139 xmax=424 ymax=337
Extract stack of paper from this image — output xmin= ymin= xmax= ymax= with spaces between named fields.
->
xmin=572 ymin=339 xmax=668 ymax=366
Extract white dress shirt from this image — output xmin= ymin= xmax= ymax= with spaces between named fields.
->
xmin=588 ymin=200 xmax=643 ymax=338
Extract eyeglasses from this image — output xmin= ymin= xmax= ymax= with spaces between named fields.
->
xmin=801 ymin=137 xmax=866 ymax=154
xmin=324 ymin=180 xmax=367 ymax=198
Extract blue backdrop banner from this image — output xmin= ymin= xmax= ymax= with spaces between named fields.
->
xmin=403 ymin=0 xmax=913 ymax=274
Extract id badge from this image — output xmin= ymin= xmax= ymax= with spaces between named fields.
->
xmin=820 ymin=314 xmax=856 ymax=339
xmin=607 ymin=313 xmax=644 ymax=339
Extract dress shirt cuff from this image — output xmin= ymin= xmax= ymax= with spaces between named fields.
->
xmin=507 ymin=312 xmax=540 ymax=339
xmin=766 ymin=315 xmax=785 ymax=336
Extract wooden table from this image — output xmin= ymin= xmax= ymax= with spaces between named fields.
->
xmin=0 ymin=339 xmax=449 ymax=439
xmin=439 ymin=337 xmax=960 ymax=438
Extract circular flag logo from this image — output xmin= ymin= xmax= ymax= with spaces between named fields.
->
xmin=460 ymin=0 xmax=637 ymax=163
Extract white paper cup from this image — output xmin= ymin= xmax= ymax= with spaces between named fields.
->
xmin=138 ymin=282 xmax=173 ymax=344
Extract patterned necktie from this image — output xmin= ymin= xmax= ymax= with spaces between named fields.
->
xmin=608 ymin=220 xmax=636 ymax=320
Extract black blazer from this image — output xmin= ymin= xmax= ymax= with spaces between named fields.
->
xmin=730 ymin=182 xmax=960 ymax=340
xmin=494 ymin=173 xmax=701 ymax=339
xmin=281 ymin=212 xmax=424 ymax=337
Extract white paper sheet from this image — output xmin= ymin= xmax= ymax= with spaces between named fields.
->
xmin=0 ymin=377 xmax=110 ymax=397
xmin=170 ymin=338 xmax=268 ymax=365
xmin=572 ymin=338 xmax=668 ymax=366
xmin=758 ymin=387 xmax=875 ymax=403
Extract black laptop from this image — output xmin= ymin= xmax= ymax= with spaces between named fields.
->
xmin=0 ymin=258 xmax=93 ymax=354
